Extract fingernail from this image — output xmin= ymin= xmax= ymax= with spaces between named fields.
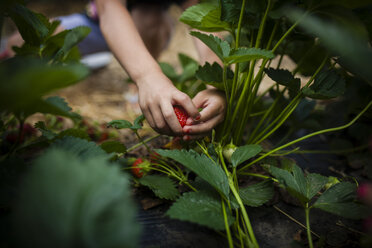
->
xmin=358 ymin=183 xmax=371 ymax=198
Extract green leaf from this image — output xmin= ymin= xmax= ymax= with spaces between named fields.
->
xmin=180 ymin=2 xmax=231 ymax=32
xmin=139 ymin=175 xmax=180 ymax=200
xmin=302 ymin=70 xmax=345 ymax=99
xmin=7 ymin=4 xmax=49 ymax=46
xmin=100 ymin=140 xmax=127 ymax=154
xmin=34 ymin=121 xmax=56 ymax=140
xmin=231 ymin=144 xmax=262 ymax=168
xmin=224 ymin=48 xmax=275 ymax=65
xmin=54 ymin=26 xmax=91 ymax=62
xmin=56 ymin=128 xmax=91 ymax=141
xmin=239 ymin=181 xmax=274 ymax=207
xmin=51 ymin=136 xmax=109 ymax=160
xmin=13 ymin=149 xmax=141 ymax=248
xmin=167 ymin=191 xmax=234 ymax=230
xmin=132 ymin=115 xmax=145 ymax=131
xmin=221 ymin=0 xmax=265 ymax=23
xmin=265 ymin=68 xmax=301 ymax=97
xmin=268 ymin=164 xmax=308 ymax=204
xmin=195 ymin=62 xmax=234 ymax=86
xmin=305 ymin=173 xmax=328 ymax=200
xmin=287 ymin=8 xmax=372 ymax=83
xmin=159 ymin=62 xmax=178 ymax=81
xmin=179 ymin=53 xmax=198 ymax=69
xmin=156 ymin=149 xmax=230 ymax=198
xmin=190 ymin=31 xmax=230 ymax=61
xmin=107 ymin=120 xmax=132 ymax=129
xmin=178 ymin=53 xmax=199 ymax=83
xmin=220 ymin=0 xmax=242 ymax=24
xmin=313 ymin=182 xmax=369 ymax=219
xmin=32 ymin=96 xmax=80 ymax=119
xmin=0 ymin=58 xmax=89 ymax=114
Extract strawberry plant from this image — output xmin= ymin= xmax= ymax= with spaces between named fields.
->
xmin=114 ymin=0 xmax=372 ymax=247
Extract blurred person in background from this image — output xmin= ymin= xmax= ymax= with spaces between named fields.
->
xmin=2 ymin=0 xmax=226 ymax=140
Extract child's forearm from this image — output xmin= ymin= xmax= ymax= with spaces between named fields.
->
xmin=96 ymin=0 xmax=163 ymax=83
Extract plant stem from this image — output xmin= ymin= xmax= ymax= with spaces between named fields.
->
xmin=256 ymin=100 xmax=300 ymax=144
xmin=238 ymin=100 xmax=372 ymax=172
xmin=222 ymin=200 xmax=234 ymax=248
xmin=230 ymin=180 xmax=258 ymax=247
xmin=126 ymin=134 xmax=161 ymax=153
xmin=235 ymin=0 xmax=246 ymax=48
xmin=232 ymin=0 xmax=273 ymax=144
xmin=237 ymin=172 xmax=277 ymax=182
xmin=305 ymin=204 xmax=314 ymax=248
xmin=217 ymin=147 xmax=258 ymax=247
xmin=222 ymin=0 xmax=246 ymax=142
xmin=251 ymin=55 xmax=328 ymax=145
xmin=255 ymin=0 xmax=272 ymax=48
xmin=275 ymin=144 xmax=369 ymax=155
xmin=248 ymin=96 xmax=281 ymax=143
xmin=273 ymin=205 xmax=320 ymax=238
xmin=135 ymin=131 xmax=152 ymax=153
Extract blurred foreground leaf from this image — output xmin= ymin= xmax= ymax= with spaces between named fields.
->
xmin=13 ymin=149 xmax=141 ymax=248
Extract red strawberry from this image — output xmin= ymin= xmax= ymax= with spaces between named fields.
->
xmin=131 ymin=158 xmax=150 ymax=178
xmin=174 ymin=106 xmax=189 ymax=127
xmin=132 ymin=158 xmax=144 ymax=178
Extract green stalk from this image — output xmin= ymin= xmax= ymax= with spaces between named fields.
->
xmin=238 ymin=100 xmax=372 ymax=172
xmin=265 ymin=21 xmax=279 ymax=50
xmin=232 ymin=62 xmax=256 ymax=143
xmin=254 ymin=0 xmax=272 ymax=49
xmin=273 ymin=205 xmax=320 ymax=238
xmin=222 ymin=0 xmax=246 ymax=142
xmin=235 ymin=0 xmax=246 ymax=48
xmin=134 ymin=131 xmax=152 ymax=153
xmin=126 ymin=134 xmax=161 ymax=153
xmin=229 ymin=180 xmax=258 ymax=247
xmin=235 ymin=211 xmax=245 ymax=248
xmin=249 ymin=110 xmax=267 ymax=117
xmin=266 ymin=147 xmax=300 ymax=156
xmin=251 ymin=55 xmax=328 ymax=144
xmin=237 ymin=172 xmax=277 ymax=182
xmin=222 ymin=200 xmax=234 ymax=248
xmin=305 ymin=204 xmax=314 ymax=248
xmin=253 ymin=99 xmax=300 ymax=144
xmin=280 ymin=144 xmax=369 ymax=155
xmin=217 ymin=148 xmax=258 ymax=247
xmin=254 ymin=84 xmax=275 ymax=104
xmin=248 ymin=96 xmax=281 ymax=143
xmin=232 ymin=0 xmax=272 ymax=143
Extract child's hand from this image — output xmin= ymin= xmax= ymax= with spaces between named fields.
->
xmin=182 ymin=88 xmax=226 ymax=140
xmin=136 ymin=71 xmax=200 ymax=136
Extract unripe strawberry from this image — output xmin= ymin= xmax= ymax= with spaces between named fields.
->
xmin=223 ymin=143 xmax=237 ymax=162
xmin=174 ymin=106 xmax=189 ymax=127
